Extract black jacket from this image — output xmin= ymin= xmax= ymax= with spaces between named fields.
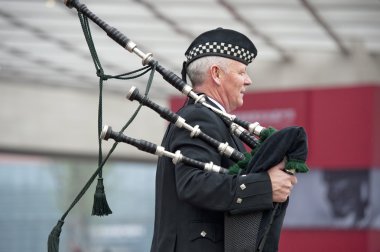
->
xmin=150 ymin=98 xmax=273 ymax=252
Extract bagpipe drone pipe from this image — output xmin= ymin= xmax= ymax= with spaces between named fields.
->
xmin=56 ymin=1 xmax=310 ymax=251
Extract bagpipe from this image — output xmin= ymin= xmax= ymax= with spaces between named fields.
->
xmin=48 ymin=1 xmax=309 ymax=252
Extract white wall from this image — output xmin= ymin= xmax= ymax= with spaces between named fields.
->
xmin=250 ymin=47 xmax=380 ymax=91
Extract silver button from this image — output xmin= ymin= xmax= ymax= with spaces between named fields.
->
xmin=240 ymin=184 xmax=246 ymax=190
xmin=200 ymin=231 xmax=207 ymax=237
xmin=236 ymin=198 xmax=243 ymax=204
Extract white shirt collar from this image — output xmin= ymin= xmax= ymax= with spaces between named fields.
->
xmin=207 ymin=96 xmax=226 ymax=113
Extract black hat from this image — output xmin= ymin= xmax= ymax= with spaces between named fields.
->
xmin=185 ymin=28 xmax=257 ymax=67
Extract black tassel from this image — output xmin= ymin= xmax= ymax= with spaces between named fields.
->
xmin=92 ymin=178 xmax=112 ymax=216
xmin=47 ymin=220 xmax=64 ymax=252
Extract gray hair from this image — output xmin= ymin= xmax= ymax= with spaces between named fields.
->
xmin=186 ymin=56 xmax=231 ymax=87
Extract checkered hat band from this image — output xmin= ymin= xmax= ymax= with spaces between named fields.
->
xmin=186 ymin=42 xmax=255 ymax=64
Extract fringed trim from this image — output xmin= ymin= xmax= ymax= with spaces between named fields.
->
xmin=228 ymin=152 xmax=252 ymax=175
xmin=259 ymin=127 xmax=277 ymax=142
xmin=286 ymin=159 xmax=309 ymax=173
xmin=228 ymin=164 xmax=242 ymax=175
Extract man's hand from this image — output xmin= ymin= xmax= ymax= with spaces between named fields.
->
xmin=267 ymin=159 xmax=298 ymax=203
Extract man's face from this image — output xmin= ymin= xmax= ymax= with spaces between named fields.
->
xmin=219 ymin=60 xmax=252 ymax=112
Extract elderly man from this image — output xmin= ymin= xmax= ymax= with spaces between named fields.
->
xmin=150 ymin=28 xmax=296 ymax=252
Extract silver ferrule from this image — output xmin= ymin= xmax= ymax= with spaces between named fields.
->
xmin=100 ymin=125 xmax=109 ymax=140
xmin=248 ymin=122 xmax=260 ymax=134
xmin=172 ymin=150 xmax=183 ymax=164
xmin=126 ymin=86 xmax=136 ymax=100
xmin=254 ymin=124 xmax=265 ymax=136
xmin=125 ymin=40 xmax=137 ymax=52
xmin=163 ymin=150 xmax=175 ymax=160
xmin=230 ymin=123 xmax=244 ymax=136
xmin=182 ymin=85 xmax=193 ymax=96
xmin=174 ymin=117 xmax=186 ymax=128
xmin=204 ymin=162 xmax=223 ymax=173
xmin=155 ymin=146 xmax=166 ymax=157
xmin=194 ymin=94 xmax=206 ymax=104
xmin=189 ymin=125 xmax=200 ymax=138
xmin=188 ymin=91 xmax=199 ymax=101
xmin=126 ymin=41 xmax=153 ymax=65
xmin=204 ymin=162 xmax=215 ymax=172
xmin=218 ymin=142 xmax=234 ymax=157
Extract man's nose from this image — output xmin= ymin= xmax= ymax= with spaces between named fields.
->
xmin=245 ymin=75 xmax=252 ymax=86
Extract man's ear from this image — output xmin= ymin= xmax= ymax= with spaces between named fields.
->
xmin=210 ymin=65 xmax=222 ymax=86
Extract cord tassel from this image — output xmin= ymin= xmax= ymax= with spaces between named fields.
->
xmin=92 ymin=178 xmax=112 ymax=216
xmin=47 ymin=220 xmax=64 ymax=252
